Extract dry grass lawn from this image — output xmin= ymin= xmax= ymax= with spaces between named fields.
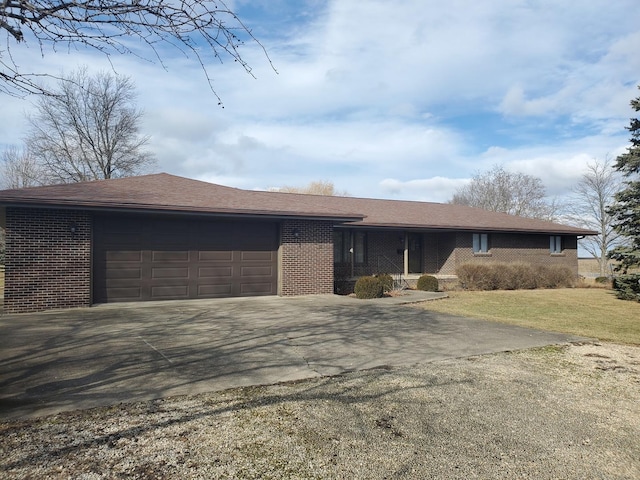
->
xmin=419 ymin=288 xmax=640 ymax=345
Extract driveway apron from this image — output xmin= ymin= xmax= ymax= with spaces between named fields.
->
xmin=0 ymin=294 xmax=587 ymax=420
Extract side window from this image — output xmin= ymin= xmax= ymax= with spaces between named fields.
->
xmin=550 ymin=235 xmax=562 ymax=254
xmin=473 ymin=233 xmax=489 ymax=254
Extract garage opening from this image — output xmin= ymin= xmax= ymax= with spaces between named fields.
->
xmin=93 ymin=215 xmax=278 ymax=303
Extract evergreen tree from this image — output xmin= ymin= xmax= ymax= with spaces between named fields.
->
xmin=608 ymin=85 xmax=640 ymax=300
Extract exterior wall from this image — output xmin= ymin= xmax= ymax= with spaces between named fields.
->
xmin=5 ymin=207 xmax=92 ymax=313
xmin=451 ymin=232 xmax=579 ymax=274
xmin=279 ymin=219 xmax=334 ymax=296
xmin=334 ymin=229 xmax=579 ymax=279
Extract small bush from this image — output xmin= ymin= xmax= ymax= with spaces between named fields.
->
xmin=613 ymin=274 xmax=640 ymax=302
xmin=595 ymin=276 xmax=610 ymax=284
xmin=375 ymin=273 xmax=394 ymax=293
xmin=354 ymin=276 xmax=384 ymax=299
xmin=536 ymin=265 xmax=576 ymax=288
xmin=457 ymin=262 xmax=576 ymax=291
xmin=456 ymin=263 xmax=499 ymax=290
xmin=416 ymin=274 xmax=439 ymax=291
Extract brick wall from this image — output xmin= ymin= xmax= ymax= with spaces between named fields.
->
xmin=279 ymin=220 xmax=334 ymax=295
xmin=450 ymin=232 xmax=578 ymax=274
xmin=5 ymin=207 xmax=92 ymax=313
xmin=337 ymin=230 xmax=579 ymax=277
xmin=355 ymin=230 xmax=403 ymax=276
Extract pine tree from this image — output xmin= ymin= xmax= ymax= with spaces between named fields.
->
xmin=608 ymin=85 xmax=640 ymax=300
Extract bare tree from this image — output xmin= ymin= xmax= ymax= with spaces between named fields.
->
xmin=1 ymin=0 xmax=273 ymax=100
xmin=567 ymin=158 xmax=624 ymax=276
xmin=274 ymin=180 xmax=350 ymax=196
xmin=0 ymin=145 xmax=46 ymax=188
xmin=25 ymin=68 xmax=155 ymax=183
xmin=450 ymin=165 xmax=557 ymax=220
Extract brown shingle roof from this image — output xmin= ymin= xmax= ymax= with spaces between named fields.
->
xmin=0 ymin=173 xmax=595 ymax=235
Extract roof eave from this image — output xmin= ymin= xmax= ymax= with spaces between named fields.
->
xmin=0 ymin=200 xmax=364 ymax=223
xmin=338 ymin=221 xmax=597 ymax=235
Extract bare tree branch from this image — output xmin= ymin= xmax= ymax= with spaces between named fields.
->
xmin=0 ymin=144 xmax=47 ymax=188
xmin=1 ymin=0 xmax=275 ymax=100
xmin=25 ymin=66 xmax=155 ymax=183
xmin=565 ymin=158 xmax=625 ymax=276
xmin=449 ymin=165 xmax=558 ymax=221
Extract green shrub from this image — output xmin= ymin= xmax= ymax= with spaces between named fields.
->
xmin=416 ymin=274 xmax=439 ymax=291
xmin=612 ymin=274 xmax=640 ymax=302
xmin=595 ymin=276 xmax=610 ymax=284
xmin=354 ymin=276 xmax=384 ymax=299
xmin=457 ymin=262 xmax=576 ymax=291
xmin=374 ymin=273 xmax=394 ymax=292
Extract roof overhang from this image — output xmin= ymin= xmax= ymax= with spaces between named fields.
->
xmin=0 ymin=200 xmax=365 ymax=223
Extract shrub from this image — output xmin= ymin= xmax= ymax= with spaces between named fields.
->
xmin=416 ymin=274 xmax=439 ymax=291
xmin=354 ymin=276 xmax=384 ymax=299
xmin=457 ymin=262 xmax=576 ymax=290
xmin=536 ymin=265 xmax=576 ymax=289
xmin=612 ymin=274 xmax=640 ymax=302
xmin=500 ymin=262 xmax=537 ymax=290
xmin=375 ymin=273 xmax=394 ymax=293
xmin=595 ymin=276 xmax=610 ymax=284
xmin=456 ymin=263 xmax=499 ymax=290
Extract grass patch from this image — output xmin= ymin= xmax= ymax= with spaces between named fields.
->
xmin=420 ymin=288 xmax=640 ymax=345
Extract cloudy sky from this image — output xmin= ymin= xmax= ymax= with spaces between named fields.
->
xmin=1 ymin=0 xmax=639 ymax=203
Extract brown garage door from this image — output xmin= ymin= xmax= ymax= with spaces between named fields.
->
xmin=93 ymin=215 xmax=278 ymax=303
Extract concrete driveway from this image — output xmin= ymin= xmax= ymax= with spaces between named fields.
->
xmin=0 ymin=293 xmax=587 ymax=420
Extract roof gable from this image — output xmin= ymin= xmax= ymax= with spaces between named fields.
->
xmin=0 ymin=173 xmax=595 ymax=235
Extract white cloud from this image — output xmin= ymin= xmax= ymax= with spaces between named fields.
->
xmin=1 ymin=0 xmax=639 ymax=209
xmin=380 ymin=177 xmax=469 ymax=203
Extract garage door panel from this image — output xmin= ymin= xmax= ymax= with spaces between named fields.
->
xmin=241 ymin=265 xmax=274 ymax=277
xmin=198 ymin=251 xmax=233 ymax=262
xmin=241 ymin=251 xmax=275 ymax=261
xmin=240 ymin=282 xmax=275 ymax=295
xmin=106 ymin=251 xmax=143 ymax=262
xmin=152 ymin=267 xmax=190 ymax=279
xmin=105 ymin=268 xmax=142 ymax=280
xmin=153 ymin=251 xmax=190 ymax=262
xmin=197 ymin=284 xmax=233 ymax=296
xmin=199 ymin=266 xmax=233 ymax=278
xmin=151 ymin=285 xmax=190 ymax=298
xmin=94 ymin=216 xmax=277 ymax=303
xmin=105 ymin=287 xmax=143 ymax=300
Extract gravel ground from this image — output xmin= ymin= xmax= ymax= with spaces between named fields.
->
xmin=1 ymin=342 xmax=639 ymax=479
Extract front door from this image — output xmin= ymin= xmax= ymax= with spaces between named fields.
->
xmin=408 ymin=233 xmax=422 ymax=274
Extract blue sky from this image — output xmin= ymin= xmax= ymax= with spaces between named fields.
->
xmin=1 ymin=0 xmax=639 ymax=202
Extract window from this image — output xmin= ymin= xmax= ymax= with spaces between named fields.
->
xmin=473 ymin=233 xmax=489 ymax=254
xmin=550 ymin=235 xmax=562 ymax=254
xmin=333 ymin=230 xmax=367 ymax=264
xmin=354 ymin=231 xmax=367 ymax=264
xmin=333 ymin=230 xmax=350 ymax=263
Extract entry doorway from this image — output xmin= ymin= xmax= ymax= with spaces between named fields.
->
xmin=408 ymin=233 xmax=422 ymax=274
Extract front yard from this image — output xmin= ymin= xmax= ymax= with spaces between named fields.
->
xmin=418 ymin=287 xmax=640 ymax=345
xmin=1 ymin=287 xmax=639 ymax=478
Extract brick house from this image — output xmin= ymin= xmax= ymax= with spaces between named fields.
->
xmin=0 ymin=173 xmax=594 ymax=313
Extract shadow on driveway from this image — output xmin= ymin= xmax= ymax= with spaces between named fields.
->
xmin=0 ymin=294 xmax=588 ymax=420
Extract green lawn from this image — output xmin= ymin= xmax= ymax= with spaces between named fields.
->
xmin=419 ymin=288 xmax=640 ymax=345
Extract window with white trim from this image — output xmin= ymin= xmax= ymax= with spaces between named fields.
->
xmin=473 ymin=233 xmax=489 ymax=253
xmin=550 ymin=235 xmax=562 ymax=254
